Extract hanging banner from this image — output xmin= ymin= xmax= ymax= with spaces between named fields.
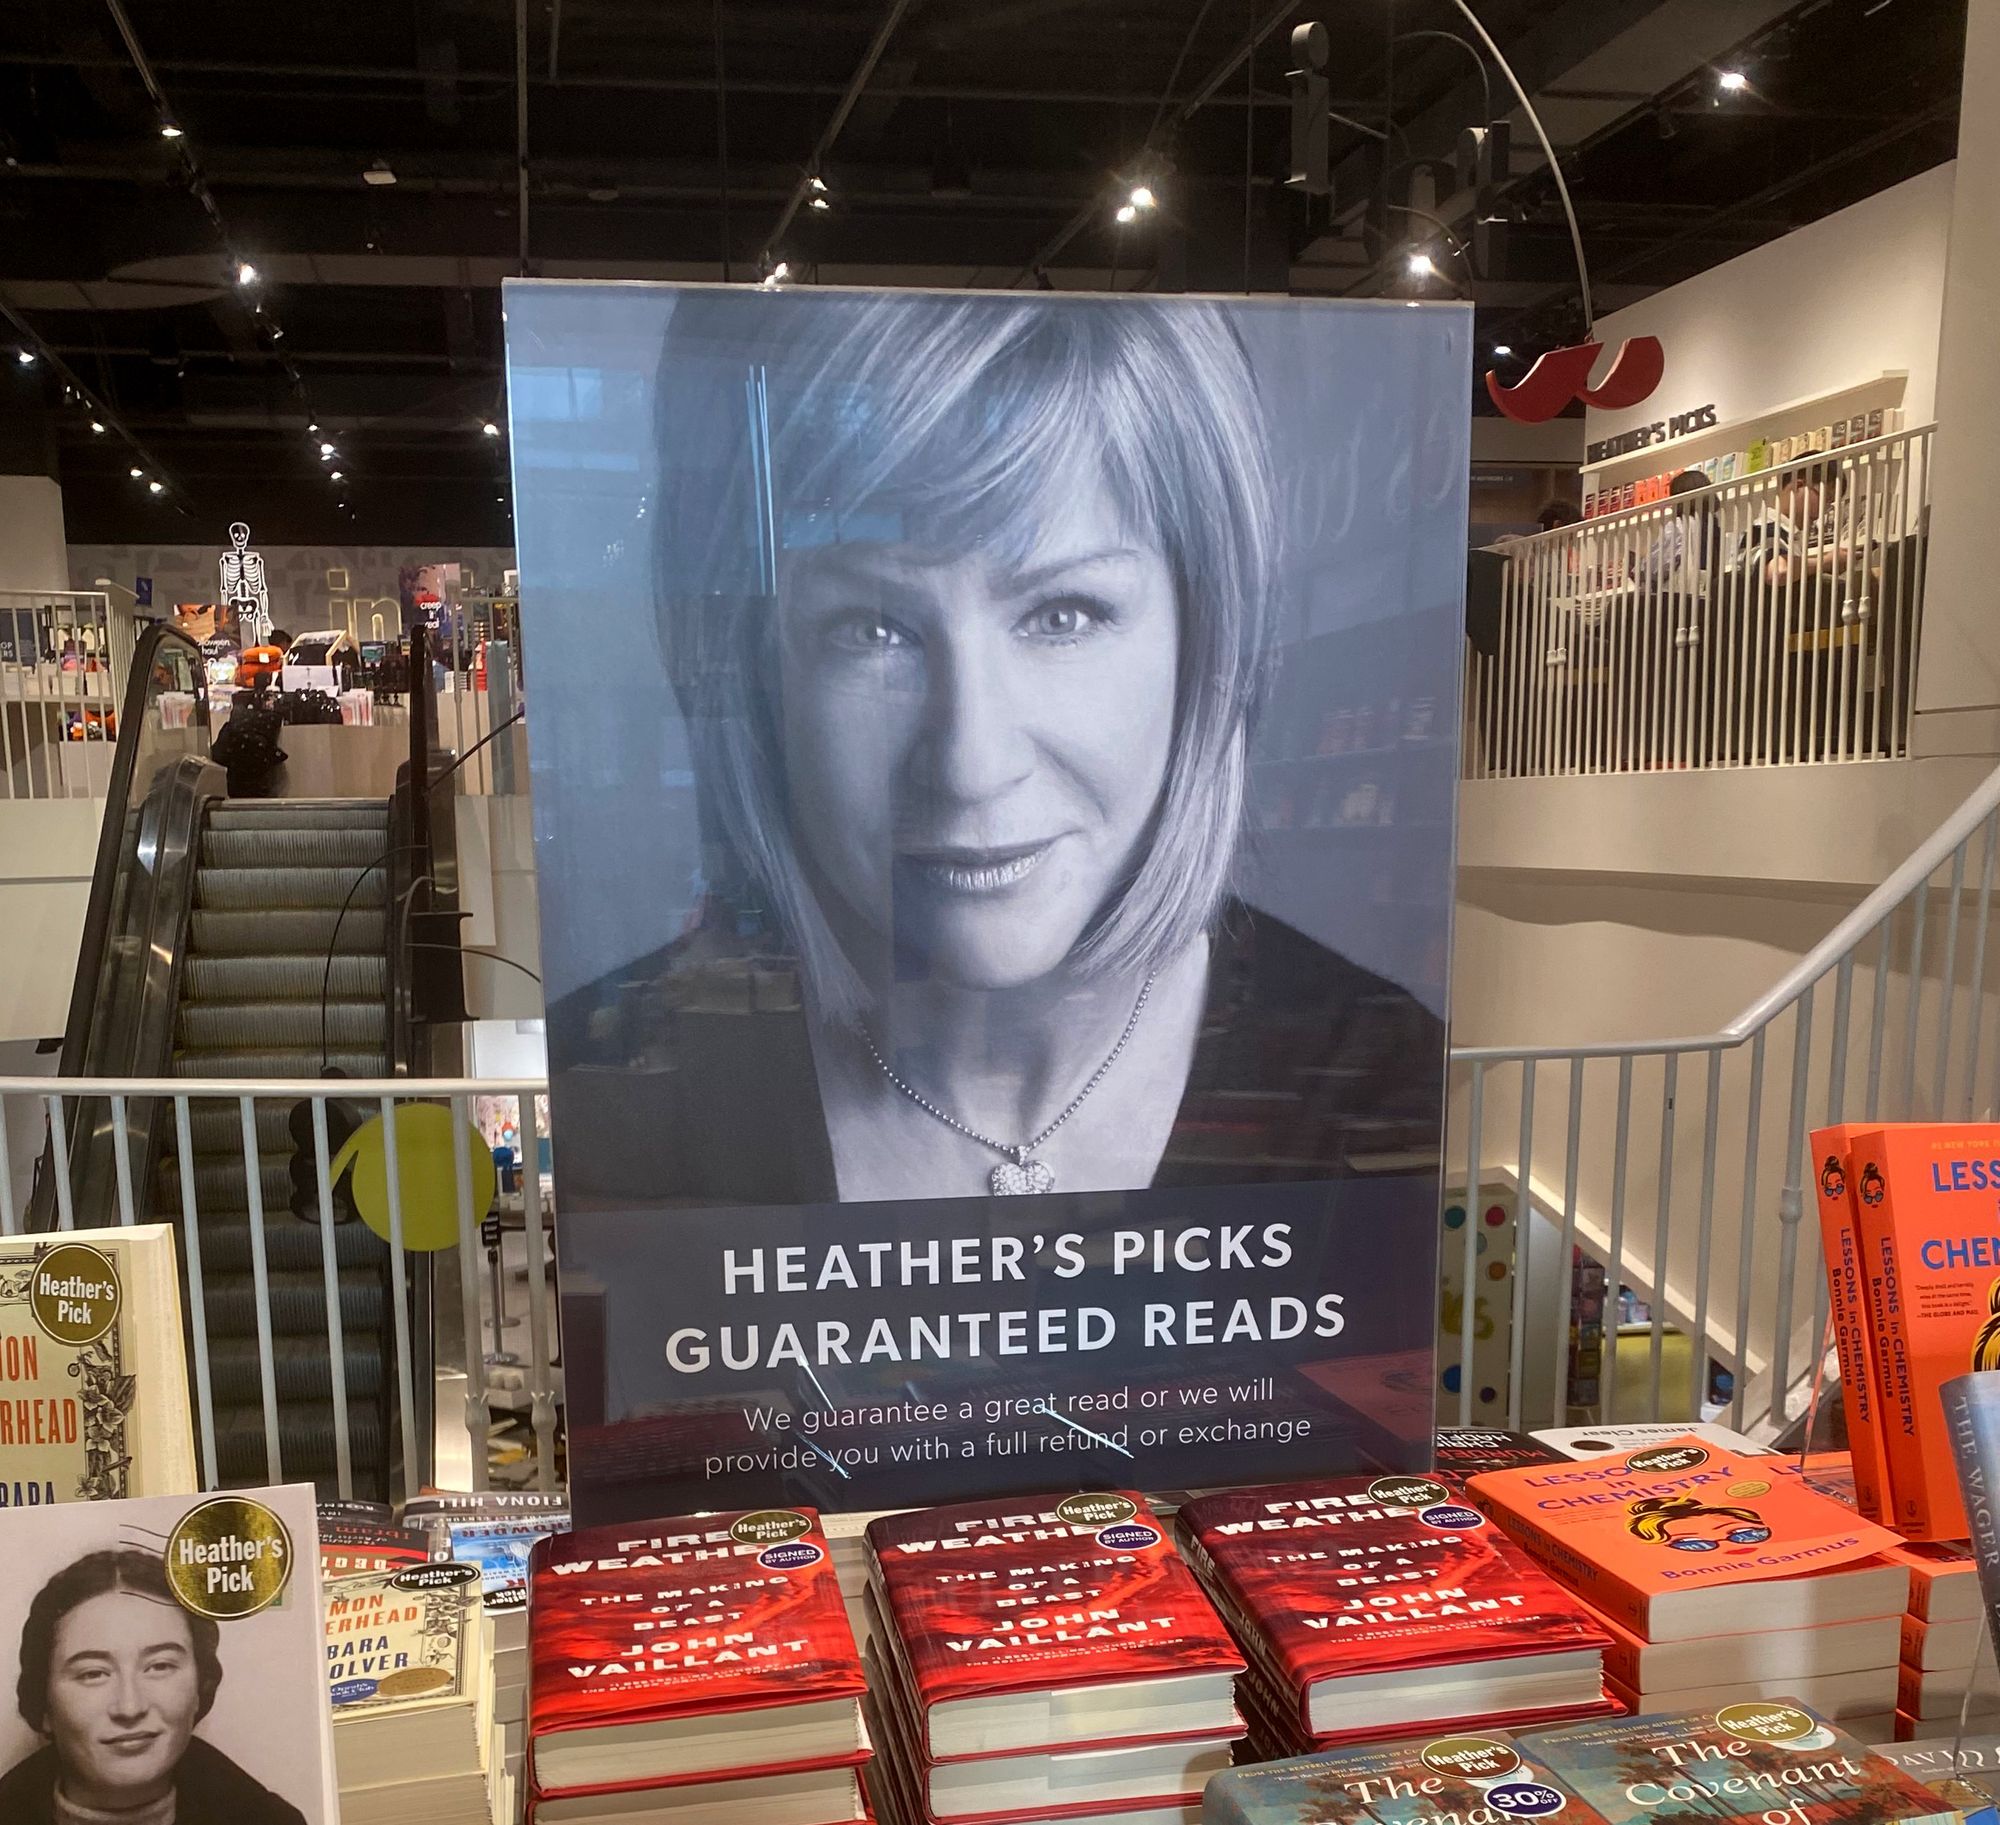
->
xmin=506 ymin=281 xmax=1469 ymax=1522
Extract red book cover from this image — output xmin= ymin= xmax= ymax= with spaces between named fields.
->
xmin=527 ymin=1507 xmax=865 ymax=1758
xmin=866 ymin=1492 xmax=1242 ymax=1719
xmin=1175 ymin=1475 xmax=1610 ymax=1737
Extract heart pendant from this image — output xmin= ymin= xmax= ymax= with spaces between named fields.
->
xmin=990 ymin=1157 xmax=1055 ymax=1195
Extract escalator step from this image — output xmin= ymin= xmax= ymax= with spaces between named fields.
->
xmin=183 ymin=1101 xmax=298 ymax=1157
xmin=172 ymin=1049 xmax=385 ymax=1080
xmin=158 ymin=1155 xmax=293 ymax=1213
xmin=198 ymin=1268 xmax=386 ymax=1338
xmin=178 ymin=998 xmax=385 ymax=1052
xmin=191 ymin=908 xmax=386 ymax=956
xmin=196 ymin=866 xmax=387 ymax=911
xmin=208 ymin=800 xmax=388 ymax=831
xmin=182 ymin=953 xmax=385 ymax=1003
xmin=181 ymin=1210 xmax=386 ymax=1273
xmin=214 ymin=1406 xmax=388 ymax=1488
xmin=201 ymin=827 xmax=387 ymax=870
xmin=208 ymin=1335 xmax=387 ymax=1407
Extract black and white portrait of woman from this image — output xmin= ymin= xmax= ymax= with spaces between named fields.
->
xmin=0 ymin=1550 xmax=308 ymax=1825
xmin=519 ymin=285 xmax=1465 ymax=1212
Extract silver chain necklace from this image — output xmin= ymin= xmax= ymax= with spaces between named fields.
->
xmin=860 ymin=975 xmax=1157 ymax=1195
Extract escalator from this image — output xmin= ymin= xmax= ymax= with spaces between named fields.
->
xmin=33 ymin=622 xmax=458 ymax=1499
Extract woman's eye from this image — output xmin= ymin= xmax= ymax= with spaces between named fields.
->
xmin=826 ymin=614 xmax=912 ymax=653
xmin=1018 ymin=597 xmax=1104 ymax=641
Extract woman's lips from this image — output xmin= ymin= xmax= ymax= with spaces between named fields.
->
xmin=897 ymin=840 xmax=1053 ymax=894
xmin=103 ymin=1730 xmax=163 ymax=1755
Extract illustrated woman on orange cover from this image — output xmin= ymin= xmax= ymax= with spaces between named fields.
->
xmin=1625 ymin=1494 xmax=1772 ymax=1552
xmin=1971 ymin=1280 xmax=2000 ymax=1371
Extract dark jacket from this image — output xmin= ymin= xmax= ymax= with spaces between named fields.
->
xmin=0 ymin=1735 xmax=309 ymax=1825
xmin=547 ymin=898 xmax=1445 ymax=1209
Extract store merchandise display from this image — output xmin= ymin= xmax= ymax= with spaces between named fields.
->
xmin=523 ymin=1509 xmax=869 ymax=1823
xmin=0 ymin=1222 xmax=195 ymax=1501
xmin=1432 ymin=1426 xmax=1565 ymax=1478
xmin=318 ymin=1497 xmax=434 ymax=1577
xmin=1581 ymin=408 xmax=1901 ymax=516
xmin=1873 ymin=1737 xmax=2000 ymax=1824
xmin=326 ymin=1562 xmax=512 ymax=1824
xmin=0 ymin=1481 xmax=338 ymax=1822
xmin=862 ymin=1492 xmax=1243 ymax=1824
xmin=409 ymin=1489 xmax=574 ymax=1786
xmin=1528 ymin=1420 xmax=1772 ymax=1461
xmin=1175 ymin=1477 xmax=1611 ymax=1754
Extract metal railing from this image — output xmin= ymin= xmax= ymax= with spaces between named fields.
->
xmin=1450 ymin=747 xmax=2000 ymax=1439
xmin=0 ymin=1072 xmax=561 ymax=1503
xmin=0 ymin=589 xmax=127 ymax=799
xmin=1466 ymin=426 xmax=1935 ymax=779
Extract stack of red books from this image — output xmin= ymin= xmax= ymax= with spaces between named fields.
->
xmin=863 ymin=1492 xmax=1244 ymax=1825
xmin=525 ymin=1509 xmax=871 ymax=1825
xmin=1174 ymin=1474 xmax=1615 ymax=1757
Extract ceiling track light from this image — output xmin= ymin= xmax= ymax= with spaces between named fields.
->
xmin=160 ymin=121 xmax=184 ymax=139
xmin=809 ymin=194 xmax=831 ymax=211
xmin=363 ymin=159 xmax=397 ymax=187
xmin=1492 ymin=343 xmax=1514 ymax=357
xmin=14 ymin=349 xmax=35 ymax=366
xmin=1406 ymin=249 xmax=1436 ymax=278
xmin=1128 ymin=183 xmax=1157 ymax=210
xmin=1114 ymin=203 xmax=1138 ymax=225
xmin=129 ymin=467 xmax=143 ymax=479
xmin=1717 ymin=68 xmax=1749 ymax=92
xmin=481 ymin=420 xmax=501 ymax=437
xmin=807 ymin=173 xmax=828 ymax=194
xmin=235 ymin=260 xmax=259 ymax=285
xmin=90 ymin=420 xmax=106 ymax=434
xmin=148 ymin=480 xmax=164 ymax=494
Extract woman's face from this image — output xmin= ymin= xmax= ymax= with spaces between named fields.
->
xmin=775 ymin=482 xmax=1179 ymax=990
xmin=44 ymin=1592 xmax=202 ymax=1806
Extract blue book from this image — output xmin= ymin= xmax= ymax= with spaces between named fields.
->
xmin=1206 ymin=1731 xmax=1605 ymax=1825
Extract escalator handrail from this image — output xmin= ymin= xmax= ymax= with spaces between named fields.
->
xmin=55 ymin=621 xmax=207 ymax=1077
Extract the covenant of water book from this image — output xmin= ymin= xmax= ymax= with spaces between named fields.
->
xmin=0 ymin=1223 xmax=194 ymax=1504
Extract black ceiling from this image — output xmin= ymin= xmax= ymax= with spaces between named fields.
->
xmin=0 ymin=0 xmax=1968 ymax=547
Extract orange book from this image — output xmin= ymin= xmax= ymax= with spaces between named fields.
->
xmin=1467 ymin=1432 xmax=1905 ymax=1641
xmin=1846 ymin=1123 xmax=2000 ymax=1540
xmin=1810 ymin=1123 xmax=1895 ymax=1521
xmin=1889 ymin=1538 xmax=1980 ymax=1621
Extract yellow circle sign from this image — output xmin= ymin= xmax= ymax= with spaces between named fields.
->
xmin=329 ymin=1103 xmax=499 ymax=1253
xmin=164 ymin=1496 xmax=295 ymax=1620
xmin=29 ymin=1243 xmax=121 ymax=1346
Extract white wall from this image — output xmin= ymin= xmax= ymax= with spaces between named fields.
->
xmin=67 ymin=543 xmax=516 ymax=637
xmin=1586 ymin=163 xmax=1954 ymax=446
xmin=0 ymin=477 xmax=69 ymax=592
xmin=0 ymin=799 xmax=101 ymax=1043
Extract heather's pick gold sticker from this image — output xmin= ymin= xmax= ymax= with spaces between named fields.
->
xmin=28 ymin=1242 xmax=120 ymax=1346
xmin=165 ymin=1496 xmax=294 ymax=1620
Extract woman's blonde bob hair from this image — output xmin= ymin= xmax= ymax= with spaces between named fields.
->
xmin=654 ymin=288 xmax=1278 ymax=1020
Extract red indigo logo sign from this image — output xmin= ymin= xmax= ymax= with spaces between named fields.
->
xmin=1486 ymin=336 xmax=1665 ymax=423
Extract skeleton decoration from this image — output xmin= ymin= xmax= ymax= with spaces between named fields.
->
xmin=218 ymin=520 xmax=272 ymax=644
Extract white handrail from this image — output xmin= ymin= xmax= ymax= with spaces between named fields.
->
xmin=1455 ymin=756 xmax=2000 ymax=1063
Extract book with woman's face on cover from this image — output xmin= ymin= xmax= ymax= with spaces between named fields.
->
xmin=0 ymin=1482 xmax=335 ymax=1825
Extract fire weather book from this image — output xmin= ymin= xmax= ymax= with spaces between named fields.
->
xmin=326 ymin=1561 xmax=497 ymax=1822
xmin=525 ymin=1507 xmax=868 ymax=1798
xmin=865 ymin=1491 xmax=1242 ymax=1759
xmin=1468 ymin=1436 xmax=1906 ymax=1640
xmin=1811 ymin=1124 xmax=1894 ymax=1523
xmin=1521 ymin=1700 xmax=1957 ymax=1825
xmin=1176 ymin=1475 xmax=1610 ymax=1742
xmin=0 ymin=1223 xmax=195 ymax=1503
xmin=1205 ymin=1729 xmax=1613 ymax=1825
xmin=1846 ymin=1125 xmax=2000 ymax=1540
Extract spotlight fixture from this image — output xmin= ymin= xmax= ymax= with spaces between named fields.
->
xmin=807 ymin=173 xmax=828 ymax=194
xmin=1492 ymin=344 xmax=1513 ymax=357
xmin=160 ymin=121 xmax=184 ymax=139
xmin=90 ymin=420 xmax=105 ymax=434
xmin=481 ymin=420 xmax=501 ymax=437
xmin=14 ymin=349 xmax=34 ymax=365
xmin=1406 ymin=250 xmax=1436 ymax=278
xmin=809 ymin=195 xmax=831 ymax=211
xmin=129 ymin=467 xmax=143 ymax=479
xmin=759 ymin=259 xmax=791 ymax=290
xmin=1128 ymin=184 xmax=1157 ymax=210
xmin=1717 ymin=69 xmax=1748 ymax=92
xmin=362 ymin=159 xmax=398 ymax=187
xmin=307 ymin=421 xmax=320 ymax=434
xmin=330 ymin=470 xmax=344 ymax=481
xmin=149 ymin=480 xmax=164 ymax=494
xmin=235 ymin=260 xmax=259 ymax=285
xmin=1115 ymin=202 xmax=1138 ymax=225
